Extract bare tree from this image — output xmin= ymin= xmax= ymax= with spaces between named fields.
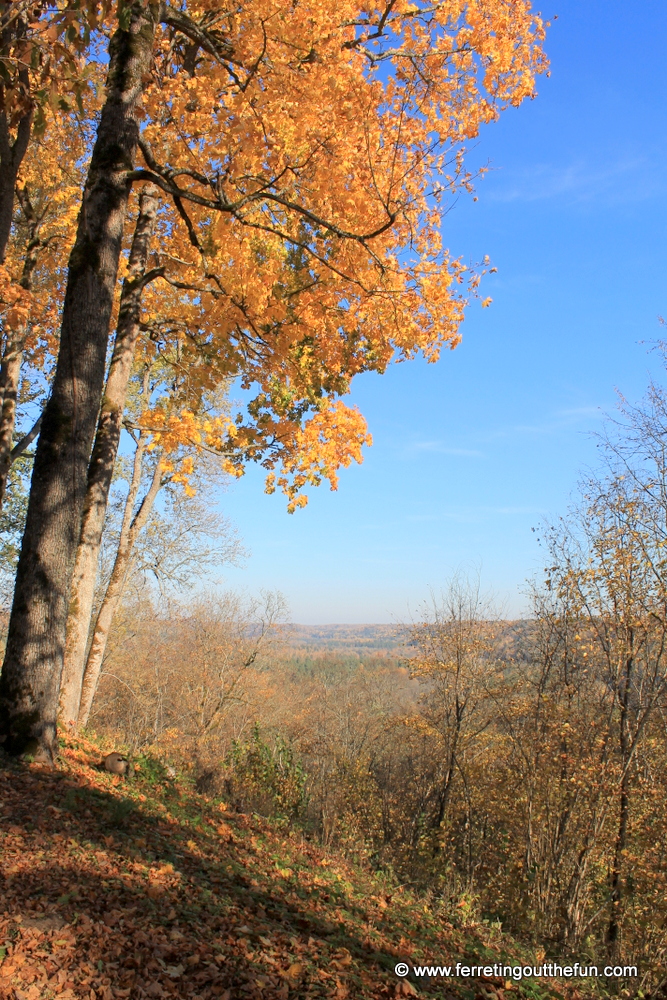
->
xmin=406 ymin=575 xmax=499 ymax=851
xmin=90 ymin=589 xmax=288 ymax=765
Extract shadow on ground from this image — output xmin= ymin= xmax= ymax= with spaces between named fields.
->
xmin=0 ymin=746 xmax=469 ymax=1000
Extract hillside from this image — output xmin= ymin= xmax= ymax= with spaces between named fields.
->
xmin=285 ymin=625 xmax=412 ymax=656
xmin=283 ymin=622 xmax=533 ymax=661
xmin=0 ymin=737 xmax=580 ymax=1000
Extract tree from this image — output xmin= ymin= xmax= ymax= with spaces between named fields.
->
xmin=510 ymin=446 xmax=667 ymax=950
xmin=89 ymin=588 xmax=287 ymax=764
xmin=0 ymin=3 xmax=108 ymax=509
xmin=58 ymin=186 xmax=161 ymax=730
xmin=407 ymin=577 xmax=497 ymax=853
xmin=75 ymin=464 xmax=243 ymax=731
xmin=0 ymin=2 xmax=158 ymax=760
xmin=1 ymin=0 xmax=112 ymax=258
xmin=0 ymin=95 xmax=98 ymax=511
xmin=0 ymin=454 xmax=30 ymax=605
xmin=0 ymin=0 xmax=547 ymax=759
xmin=61 ymin=335 xmax=240 ymax=729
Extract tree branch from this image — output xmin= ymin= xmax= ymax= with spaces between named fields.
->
xmin=10 ymin=413 xmax=41 ymax=463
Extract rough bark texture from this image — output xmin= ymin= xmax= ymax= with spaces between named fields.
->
xmin=0 ymin=3 xmax=157 ymax=761
xmin=0 ymin=0 xmax=32 ymax=265
xmin=0 ymin=105 xmax=31 ymax=264
xmin=0 ymin=190 xmax=45 ymax=511
xmin=607 ymin=645 xmax=633 ymax=954
xmin=0 ymin=7 xmax=34 ymax=515
xmin=77 ymin=442 xmax=163 ymax=730
xmin=59 ymin=186 xmax=159 ymax=730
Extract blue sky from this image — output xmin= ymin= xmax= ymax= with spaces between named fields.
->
xmin=216 ymin=0 xmax=667 ymax=623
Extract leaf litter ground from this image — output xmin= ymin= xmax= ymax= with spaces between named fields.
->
xmin=0 ymin=736 xmax=576 ymax=1000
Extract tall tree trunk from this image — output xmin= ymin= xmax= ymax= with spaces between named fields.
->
xmin=59 ymin=185 xmax=159 ymax=730
xmin=0 ymin=108 xmax=31 ymax=264
xmin=77 ymin=442 xmax=163 ymax=730
xmin=0 ymin=3 xmax=33 ymax=264
xmin=607 ymin=645 xmax=633 ymax=954
xmin=0 ymin=189 xmax=46 ymax=510
xmin=0 ymin=2 xmax=157 ymax=761
xmin=0 ymin=347 xmax=24 ymax=489
xmin=0 ymin=7 xmax=35 ymax=513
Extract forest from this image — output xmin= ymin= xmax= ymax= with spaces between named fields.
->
xmin=0 ymin=1 xmax=663 ymax=999
xmin=86 ymin=369 xmax=667 ymax=990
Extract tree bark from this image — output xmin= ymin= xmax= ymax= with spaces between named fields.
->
xmin=0 ymin=107 xmax=31 ymax=264
xmin=0 ymin=2 xmax=33 ymax=264
xmin=0 ymin=7 xmax=35 ymax=514
xmin=0 ymin=2 xmax=157 ymax=761
xmin=606 ymin=645 xmax=633 ymax=954
xmin=0 ymin=189 xmax=46 ymax=510
xmin=59 ymin=186 xmax=159 ymax=730
xmin=77 ymin=440 xmax=164 ymax=730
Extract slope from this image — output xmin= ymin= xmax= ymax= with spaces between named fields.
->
xmin=0 ymin=736 xmax=581 ymax=1000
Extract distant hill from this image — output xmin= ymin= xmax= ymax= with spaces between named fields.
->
xmin=285 ymin=624 xmax=412 ymax=656
xmin=283 ymin=621 xmax=535 ymax=662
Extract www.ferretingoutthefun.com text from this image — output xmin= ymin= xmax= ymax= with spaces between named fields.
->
xmin=393 ymin=962 xmax=638 ymax=981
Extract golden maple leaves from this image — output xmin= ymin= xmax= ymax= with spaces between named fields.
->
xmin=3 ymin=0 xmax=547 ymax=506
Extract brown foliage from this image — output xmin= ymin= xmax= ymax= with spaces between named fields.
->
xmin=0 ymin=736 xmax=547 ymax=1000
xmin=90 ymin=566 xmax=667 ymax=986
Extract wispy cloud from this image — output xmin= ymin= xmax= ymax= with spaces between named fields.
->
xmin=486 ymin=405 xmax=604 ymax=441
xmin=557 ymin=405 xmax=604 ymax=419
xmin=480 ymin=505 xmax=548 ymax=516
xmin=486 ymin=157 xmax=665 ymax=206
xmin=401 ymin=408 xmax=604 ymax=456
xmin=409 ymin=441 xmax=486 ymax=458
xmin=406 ymin=504 xmax=547 ymax=524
